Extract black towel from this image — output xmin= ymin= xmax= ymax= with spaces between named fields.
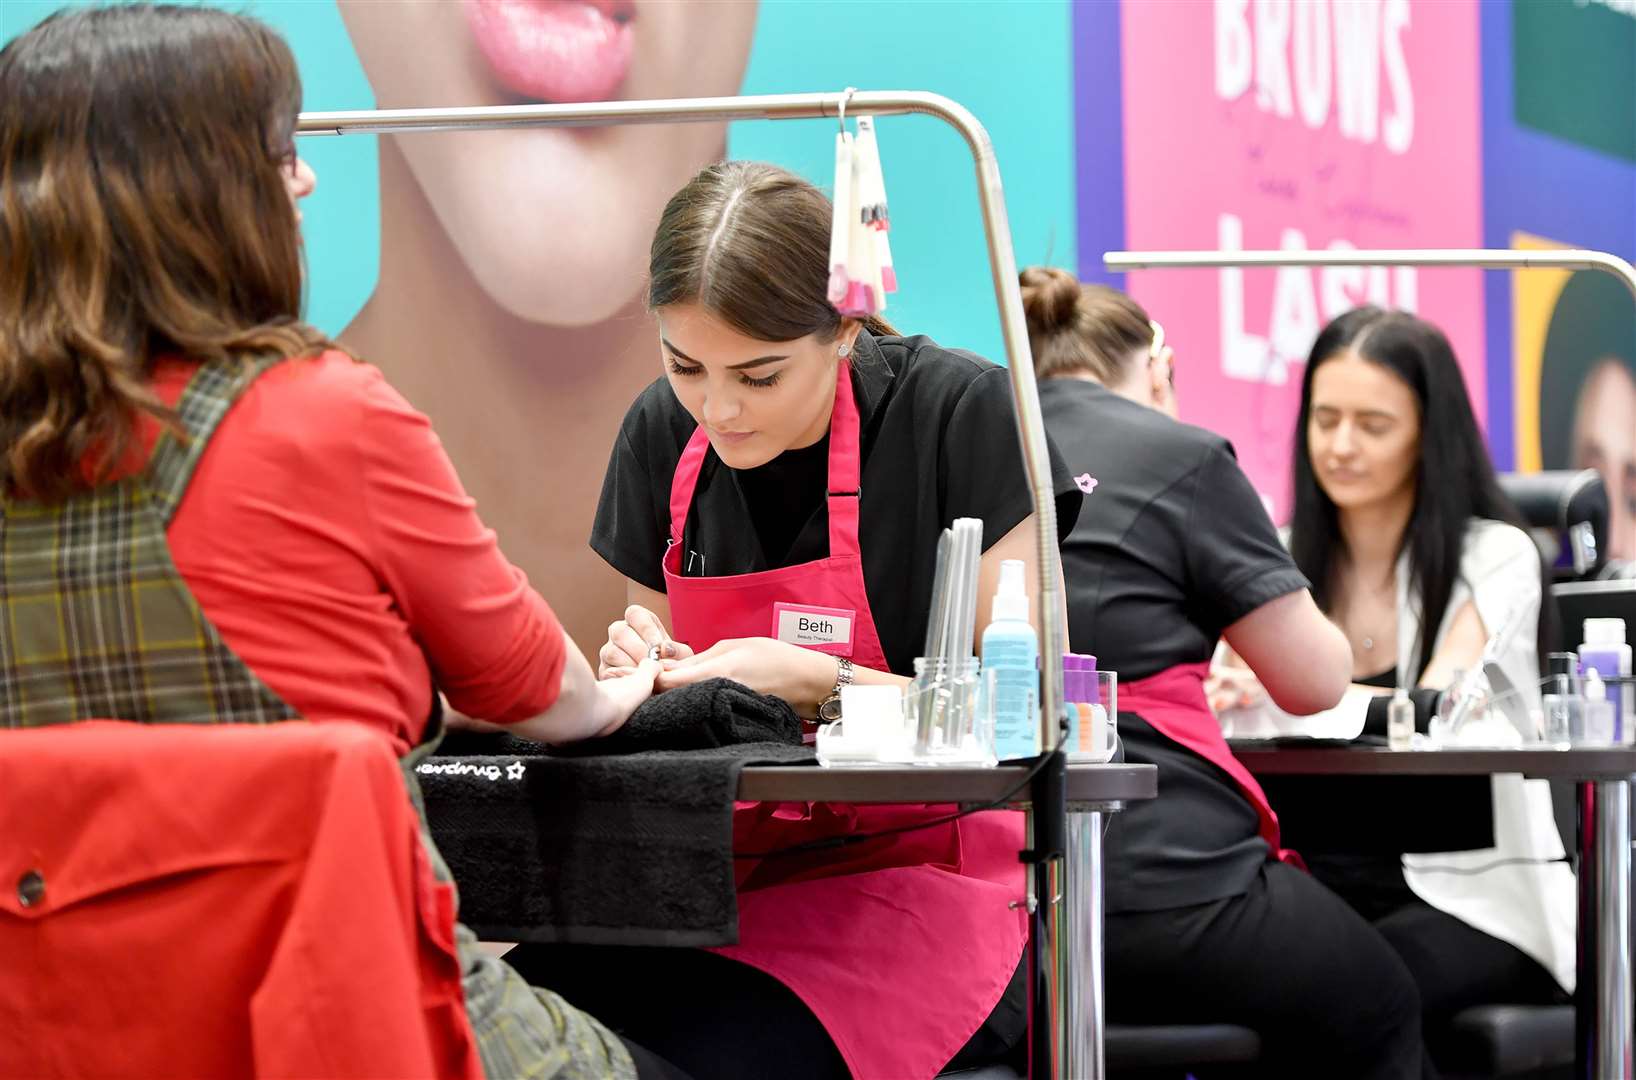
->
xmin=418 ymin=679 xmax=813 ymax=947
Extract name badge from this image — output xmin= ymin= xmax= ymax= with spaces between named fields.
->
xmin=772 ymin=603 xmax=856 ymax=656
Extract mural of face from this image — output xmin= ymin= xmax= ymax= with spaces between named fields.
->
xmin=339 ymin=0 xmax=758 ymax=326
xmin=334 ymin=0 xmax=758 ymax=653
xmin=1572 ymin=359 xmax=1636 ymax=563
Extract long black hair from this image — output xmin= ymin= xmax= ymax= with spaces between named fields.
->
xmin=1289 ymin=307 xmax=1552 ymax=680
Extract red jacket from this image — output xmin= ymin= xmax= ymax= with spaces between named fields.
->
xmin=0 ymin=721 xmax=482 ymax=1079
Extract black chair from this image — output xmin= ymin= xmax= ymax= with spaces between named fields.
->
xmin=1434 ymin=1005 xmax=1575 ymax=1079
xmin=1499 ymin=469 xmax=1609 ymax=581
xmin=1104 ymin=1005 xmax=1571 ymax=1078
xmin=936 ymin=1065 xmax=1023 ymax=1079
xmin=1106 ymin=1023 xmax=1261 ymax=1078
xmin=929 ymin=1025 xmax=1263 ymax=1078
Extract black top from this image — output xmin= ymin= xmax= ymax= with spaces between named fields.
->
xmin=592 ymin=332 xmax=1083 ymax=677
xmin=1038 ymin=378 xmax=1309 ymax=912
xmin=1357 ymin=667 xmax=1396 ymax=689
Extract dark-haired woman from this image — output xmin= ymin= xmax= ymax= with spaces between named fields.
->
xmin=1215 ymin=308 xmax=1575 ymax=1034
xmin=506 ymin=162 xmax=1083 ymax=1080
xmin=0 ymin=6 xmax=689 ymax=1078
xmin=1019 ymin=268 xmax=1432 ymax=1077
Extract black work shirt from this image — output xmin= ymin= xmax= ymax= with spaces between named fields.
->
xmin=592 ymin=332 xmax=1083 ymax=677
xmin=1039 ymin=378 xmax=1309 ymax=912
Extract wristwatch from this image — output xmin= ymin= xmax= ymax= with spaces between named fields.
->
xmin=817 ymin=657 xmax=854 ymax=722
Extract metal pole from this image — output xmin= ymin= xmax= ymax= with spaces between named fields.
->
xmin=1065 ymin=811 xmax=1107 ymax=1078
xmin=1102 ymin=247 xmax=1636 ymax=303
xmin=301 ymin=91 xmax=1072 ymax=1078
xmin=1595 ymin=780 xmax=1634 ymax=1078
xmin=304 ymin=91 xmax=947 ymax=134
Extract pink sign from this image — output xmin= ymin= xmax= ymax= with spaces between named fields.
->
xmin=1121 ymin=0 xmax=1484 ymax=521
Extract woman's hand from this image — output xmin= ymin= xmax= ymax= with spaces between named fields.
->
xmin=600 ymin=604 xmax=694 ymax=679
xmin=464 ymin=653 xmax=660 ymax=746
xmin=655 ymin=636 xmax=835 ymax=716
xmin=587 ymin=658 xmax=663 ymax=737
xmin=1205 ymin=663 xmax=1269 ymax=715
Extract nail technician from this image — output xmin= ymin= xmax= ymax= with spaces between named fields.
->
xmin=508 ymin=161 xmax=1082 ymax=1080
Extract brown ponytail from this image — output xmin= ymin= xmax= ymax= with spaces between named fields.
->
xmin=1018 ymin=266 xmax=1152 ymax=383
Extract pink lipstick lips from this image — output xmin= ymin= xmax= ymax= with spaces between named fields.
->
xmin=463 ymin=0 xmax=635 ymax=104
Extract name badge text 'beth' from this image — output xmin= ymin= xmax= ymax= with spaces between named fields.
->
xmin=772 ymin=603 xmax=856 ymax=655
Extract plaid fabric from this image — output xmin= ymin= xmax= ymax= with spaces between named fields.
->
xmin=453 ymin=918 xmax=638 ymax=1080
xmin=0 ymin=357 xmax=635 ymax=1080
xmin=0 ymin=357 xmax=296 ymax=728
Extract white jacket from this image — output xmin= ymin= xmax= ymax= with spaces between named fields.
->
xmin=1241 ymin=520 xmax=1578 ymax=990
xmin=1396 ymin=519 xmax=1576 ymax=994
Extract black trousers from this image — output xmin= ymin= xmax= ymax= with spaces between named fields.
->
xmin=617 ymin=1035 xmax=696 ymax=1080
xmin=1106 ymin=861 xmax=1435 ymax=1079
xmin=509 ymin=942 xmax=1027 ymax=1080
xmin=1305 ymin=854 xmax=1566 ymax=1026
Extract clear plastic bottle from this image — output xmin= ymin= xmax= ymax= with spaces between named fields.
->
xmin=1387 ymin=687 xmax=1414 ymax=750
xmin=981 ymin=560 xmax=1040 ymax=759
xmin=1583 ymin=669 xmax=1615 ymax=746
xmin=1579 ymin=619 xmax=1632 ymax=744
xmin=1541 ymin=653 xmax=1581 ymax=745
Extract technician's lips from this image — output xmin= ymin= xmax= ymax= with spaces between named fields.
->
xmin=463 ymin=0 xmax=635 ymax=104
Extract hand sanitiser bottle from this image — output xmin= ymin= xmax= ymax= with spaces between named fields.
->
xmin=1583 ymin=669 xmax=1615 ymax=746
xmin=1387 ymin=687 xmax=1414 ymax=750
xmin=982 ymin=560 xmax=1040 ymax=759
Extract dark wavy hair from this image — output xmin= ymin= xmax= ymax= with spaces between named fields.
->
xmin=1290 ymin=308 xmax=1551 ymax=679
xmin=0 ymin=4 xmax=329 ymax=500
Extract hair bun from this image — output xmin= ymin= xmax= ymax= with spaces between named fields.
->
xmin=1018 ymin=266 xmax=1081 ymax=336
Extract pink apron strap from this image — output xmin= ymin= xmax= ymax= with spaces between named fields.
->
xmin=668 ymin=427 xmax=712 ymax=547
xmin=823 ymin=362 xmax=862 ymax=560
xmin=1121 ymin=662 xmax=1304 ymax=868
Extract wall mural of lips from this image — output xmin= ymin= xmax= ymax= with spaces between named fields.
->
xmin=463 ymin=0 xmax=635 ymax=104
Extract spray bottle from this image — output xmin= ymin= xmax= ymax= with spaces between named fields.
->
xmin=982 ymin=560 xmax=1040 ymax=759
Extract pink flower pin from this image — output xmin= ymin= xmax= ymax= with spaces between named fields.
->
xmin=1074 ymin=473 xmax=1098 ymax=495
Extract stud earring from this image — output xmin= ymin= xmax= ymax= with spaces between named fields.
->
xmin=838 ymin=341 xmax=852 ymax=359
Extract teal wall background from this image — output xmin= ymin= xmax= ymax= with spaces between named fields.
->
xmin=2 ymin=0 xmax=1077 ymax=365
xmin=728 ymin=1 xmax=1078 ymax=363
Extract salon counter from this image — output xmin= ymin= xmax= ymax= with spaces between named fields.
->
xmin=1230 ymin=740 xmax=1636 ymax=1079
xmin=421 ymin=752 xmax=1155 ymax=1080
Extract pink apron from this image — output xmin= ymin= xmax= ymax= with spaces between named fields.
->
xmin=1121 ymin=661 xmax=1302 ymax=867
xmin=663 ymin=364 xmax=1028 ymax=1079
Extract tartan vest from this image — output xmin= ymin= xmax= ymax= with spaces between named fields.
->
xmin=0 ymin=358 xmax=296 ymax=729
